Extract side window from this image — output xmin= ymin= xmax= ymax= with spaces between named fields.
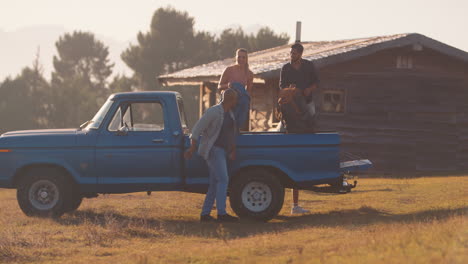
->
xmin=108 ymin=104 xmax=132 ymax=131
xmin=321 ymin=90 xmax=345 ymax=113
xmin=108 ymin=102 xmax=165 ymax=132
xmin=108 ymin=107 xmax=123 ymax=131
xmin=132 ymin=103 xmax=164 ymax=131
xmin=177 ymin=98 xmax=189 ymax=134
xmin=396 ymin=55 xmax=413 ymax=69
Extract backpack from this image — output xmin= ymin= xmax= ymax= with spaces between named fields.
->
xmin=277 ymin=88 xmax=316 ymax=133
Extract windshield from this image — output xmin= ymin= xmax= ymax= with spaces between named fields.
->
xmin=84 ymin=99 xmax=114 ymax=130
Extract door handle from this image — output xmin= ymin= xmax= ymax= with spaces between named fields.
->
xmin=152 ymin=139 xmax=165 ymax=143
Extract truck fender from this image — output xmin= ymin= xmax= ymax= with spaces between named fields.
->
xmin=231 ymin=159 xmax=295 ymax=187
xmin=12 ymin=159 xmax=81 ymax=187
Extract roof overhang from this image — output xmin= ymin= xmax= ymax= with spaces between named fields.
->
xmin=160 ymin=76 xmax=266 ymax=87
xmin=158 ymin=33 xmax=468 ymax=86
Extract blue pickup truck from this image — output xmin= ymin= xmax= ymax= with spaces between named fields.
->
xmin=0 ymin=91 xmax=371 ymax=221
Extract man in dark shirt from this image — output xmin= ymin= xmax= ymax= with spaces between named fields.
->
xmin=279 ymin=43 xmax=320 ymax=215
xmin=280 ymin=43 xmax=319 ymax=104
xmin=185 ymin=89 xmax=239 ymax=223
xmin=213 ymin=111 xmax=236 ymax=151
xmin=278 ymin=43 xmax=320 ymax=133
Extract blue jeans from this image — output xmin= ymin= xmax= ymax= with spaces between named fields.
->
xmin=201 ymin=146 xmax=229 ymax=216
xmin=231 ymin=82 xmax=250 ymax=128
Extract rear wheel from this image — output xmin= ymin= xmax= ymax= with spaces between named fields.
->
xmin=229 ymin=169 xmax=284 ymax=222
xmin=64 ymin=195 xmax=83 ymax=213
xmin=16 ymin=168 xmax=74 ymax=218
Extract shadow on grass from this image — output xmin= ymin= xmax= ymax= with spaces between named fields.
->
xmin=305 ymin=188 xmax=394 ymax=196
xmin=363 ymin=171 xmax=468 ymax=178
xmin=350 ymin=188 xmax=394 ymax=193
xmin=54 ymin=206 xmax=467 ymax=240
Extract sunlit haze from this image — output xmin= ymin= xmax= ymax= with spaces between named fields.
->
xmin=1 ymin=0 xmax=467 ymax=80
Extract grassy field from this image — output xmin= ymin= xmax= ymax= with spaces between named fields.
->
xmin=0 ymin=176 xmax=466 ymax=264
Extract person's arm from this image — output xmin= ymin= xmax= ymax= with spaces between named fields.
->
xmin=246 ymin=71 xmax=254 ymax=93
xmin=184 ymin=109 xmax=216 ymax=159
xmin=228 ymin=110 xmax=238 ymax=160
xmin=303 ymin=84 xmax=318 ymax=97
xmin=184 ymin=138 xmax=198 ymax=159
xmin=279 ymin=65 xmax=288 ymax=89
xmin=229 ymin=144 xmax=236 ymax=160
xmin=303 ymin=62 xmax=319 ymax=97
xmin=218 ymin=67 xmax=231 ymax=90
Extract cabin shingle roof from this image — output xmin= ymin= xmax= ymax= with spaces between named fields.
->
xmin=159 ymin=33 xmax=468 ymax=83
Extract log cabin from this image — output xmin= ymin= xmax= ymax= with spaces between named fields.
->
xmin=158 ymin=33 xmax=468 ymax=173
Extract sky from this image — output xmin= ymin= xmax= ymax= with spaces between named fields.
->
xmin=0 ymin=0 xmax=467 ymax=79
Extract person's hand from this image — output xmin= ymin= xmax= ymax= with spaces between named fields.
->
xmin=287 ymin=84 xmax=299 ymax=96
xmin=229 ymin=150 xmax=236 ymax=160
xmin=228 ymin=82 xmax=233 ymax=89
xmin=278 ymin=87 xmax=296 ymax=105
xmin=303 ymin=87 xmax=313 ymax=97
xmin=184 ymin=148 xmax=194 ymax=160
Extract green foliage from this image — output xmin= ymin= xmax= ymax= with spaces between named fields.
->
xmin=0 ymin=7 xmax=289 ymax=132
xmin=249 ymin=27 xmax=290 ymax=51
xmin=216 ymin=26 xmax=289 ymax=58
xmin=122 ymin=7 xmax=290 ymax=91
xmin=50 ymin=31 xmax=113 ymax=127
xmin=216 ymin=27 xmax=250 ymax=59
xmin=52 ymin=31 xmax=113 ymax=90
xmin=122 ymin=7 xmax=199 ymax=90
xmin=109 ymin=75 xmax=137 ymax=93
xmin=49 ymin=76 xmax=107 ymax=128
xmin=0 ymin=65 xmax=50 ymax=133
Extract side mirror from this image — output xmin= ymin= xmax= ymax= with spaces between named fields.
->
xmin=116 ymin=125 xmax=129 ymax=136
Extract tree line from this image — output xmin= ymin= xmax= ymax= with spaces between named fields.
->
xmin=0 ymin=7 xmax=289 ymax=133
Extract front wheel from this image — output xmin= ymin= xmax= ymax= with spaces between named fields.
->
xmin=16 ymin=168 xmax=73 ymax=218
xmin=229 ymin=169 xmax=284 ymax=222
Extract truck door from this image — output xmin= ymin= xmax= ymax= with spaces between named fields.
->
xmin=95 ymin=99 xmax=183 ymax=192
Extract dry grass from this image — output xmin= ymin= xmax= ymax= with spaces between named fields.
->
xmin=0 ymin=176 xmax=466 ymax=264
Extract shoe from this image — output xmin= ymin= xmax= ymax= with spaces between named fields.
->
xmin=291 ymin=205 xmax=310 ymax=214
xmin=200 ymin=214 xmax=215 ymax=222
xmin=217 ymin=214 xmax=239 ymax=223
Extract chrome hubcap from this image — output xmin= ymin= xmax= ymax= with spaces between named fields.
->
xmin=29 ymin=180 xmax=59 ymax=210
xmin=40 ymin=191 xmax=48 ymax=199
xmin=241 ymin=181 xmax=272 ymax=212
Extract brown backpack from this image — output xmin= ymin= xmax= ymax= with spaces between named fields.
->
xmin=277 ymin=88 xmax=316 ymax=133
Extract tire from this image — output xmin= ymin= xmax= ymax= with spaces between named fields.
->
xmin=16 ymin=168 xmax=74 ymax=218
xmin=229 ymin=169 xmax=284 ymax=222
xmin=64 ymin=195 xmax=83 ymax=213
xmin=328 ymin=178 xmax=342 ymax=188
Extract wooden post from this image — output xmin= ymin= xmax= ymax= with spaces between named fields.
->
xmin=199 ymin=83 xmax=204 ymax=118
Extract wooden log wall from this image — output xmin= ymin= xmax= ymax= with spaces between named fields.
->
xmin=316 ymin=73 xmax=468 ymax=173
xmin=193 ymin=47 xmax=468 ymax=173
xmin=200 ymin=82 xmax=219 ymax=117
xmin=457 ymin=80 xmax=468 ymax=171
xmin=249 ymin=79 xmax=279 ymax=131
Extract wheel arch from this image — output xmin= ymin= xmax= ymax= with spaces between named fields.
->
xmin=231 ymin=165 xmax=295 ymax=189
xmin=12 ymin=163 xmax=77 ymax=188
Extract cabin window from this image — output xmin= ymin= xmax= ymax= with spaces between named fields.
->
xmin=321 ymin=90 xmax=344 ymax=113
xmin=396 ymin=55 xmax=413 ymax=69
